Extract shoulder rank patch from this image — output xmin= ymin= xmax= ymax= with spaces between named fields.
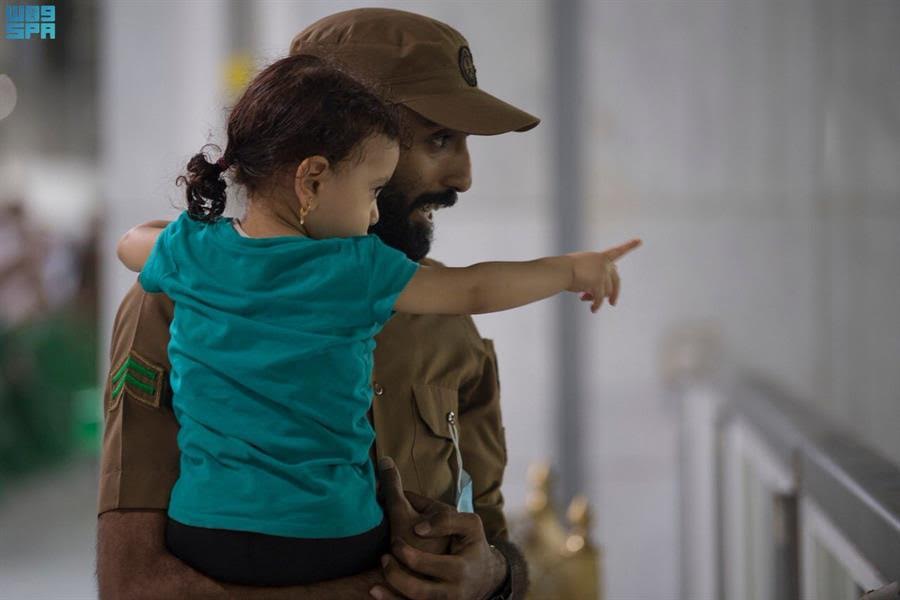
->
xmin=110 ymin=352 xmax=164 ymax=408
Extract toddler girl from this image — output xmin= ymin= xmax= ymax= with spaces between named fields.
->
xmin=117 ymin=54 xmax=639 ymax=586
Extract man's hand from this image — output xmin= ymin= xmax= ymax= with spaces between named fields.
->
xmin=378 ymin=456 xmax=451 ymax=556
xmin=371 ymin=465 xmax=508 ymax=600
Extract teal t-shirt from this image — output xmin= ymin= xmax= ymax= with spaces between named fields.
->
xmin=138 ymin=212 xmax=419 ymax=538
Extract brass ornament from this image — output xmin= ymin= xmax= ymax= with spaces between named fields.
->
xmin=509 ymin=463 xmax=603 ymax=599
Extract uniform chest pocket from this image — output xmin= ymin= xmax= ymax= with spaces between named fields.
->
xmin=411 ymin=384 xmax=459 ymax=502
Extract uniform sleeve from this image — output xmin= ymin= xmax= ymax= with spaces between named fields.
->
xmin=366 ymin=235 xmax=419 ymax=325
xmin=98 ymin=281 xmax=180 ymax=515
xmin=137 ymin=219 xmax=178 ymax=294
xmin=457 ymin=335 xmax=510 ymax=542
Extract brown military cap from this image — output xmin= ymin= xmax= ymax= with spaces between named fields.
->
xmin=290 ymin=8 xmax=540 ymax=135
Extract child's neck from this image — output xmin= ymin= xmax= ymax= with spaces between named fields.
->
xmin=239 ymin=198 xmax=310 ymax=239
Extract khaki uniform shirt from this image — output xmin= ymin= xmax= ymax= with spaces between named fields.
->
xmin=98 ymin=258 xmax=510 ymax=541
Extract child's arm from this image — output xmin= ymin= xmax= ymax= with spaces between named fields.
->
xmin=395 ymin=238 xmax=641 ymax=316
xmin=116 ymin=220 xmax=170 ymax=272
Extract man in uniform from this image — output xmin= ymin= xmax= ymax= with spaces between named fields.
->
xmin=97 ymin=8 xmax=537 ymax=600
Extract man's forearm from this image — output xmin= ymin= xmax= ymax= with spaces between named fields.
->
xmin=97 ymin=510 xmax=385 ymax=600
xmin=490 ymin=539 xmax=529 ymax=600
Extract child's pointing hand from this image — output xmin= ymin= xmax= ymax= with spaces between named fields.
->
xmin=568 ymin=238 xmax=642 ymax=313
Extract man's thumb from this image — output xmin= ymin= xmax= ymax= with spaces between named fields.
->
xmin=377 ymin=456 xmax=410 ymax=514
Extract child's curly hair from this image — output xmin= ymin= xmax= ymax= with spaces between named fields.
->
xmin=178 ymin=55 xmax=401 ymax=222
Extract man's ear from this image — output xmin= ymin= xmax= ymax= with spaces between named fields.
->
xmin=294 ymin=156 xmax=330 ymax=212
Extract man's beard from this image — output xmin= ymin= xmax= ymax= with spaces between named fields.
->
xmin=369 ymin=185 xmax=458 ymax=261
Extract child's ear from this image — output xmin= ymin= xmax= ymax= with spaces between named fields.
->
xmin=294 ymin=156 xmax=329 ymax=211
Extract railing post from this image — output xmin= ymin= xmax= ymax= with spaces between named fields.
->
xmin=662 ymin=321 xmax=725 ymax=600
xmin=772 ymin=493 xmax=800 ymax=600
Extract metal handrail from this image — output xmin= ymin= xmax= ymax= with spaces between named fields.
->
xmin=728 ymin=371 xmax=900 ymax=583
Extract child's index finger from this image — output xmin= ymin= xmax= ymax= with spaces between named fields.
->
xmin=604 ymin=238 xmax=642 ymax=261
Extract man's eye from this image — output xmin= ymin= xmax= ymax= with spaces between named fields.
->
xmin=431 ymin=134 xmax=451 ymax=148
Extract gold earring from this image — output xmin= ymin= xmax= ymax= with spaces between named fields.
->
xmin=300 ymin=205 xmax=309 ymax=225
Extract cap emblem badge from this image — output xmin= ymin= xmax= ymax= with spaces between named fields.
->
xmin=458 ymin=46 xmax=478 ymax=87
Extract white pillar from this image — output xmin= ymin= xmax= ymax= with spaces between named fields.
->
xmin=99 ymin=0 xmax=227 ymax=372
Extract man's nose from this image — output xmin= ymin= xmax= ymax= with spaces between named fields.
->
xmin=442 ymin=142 xmax=472 ymax=193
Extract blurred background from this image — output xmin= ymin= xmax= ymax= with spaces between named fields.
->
xmin=1 ymin=1 xmax=898 ymax=598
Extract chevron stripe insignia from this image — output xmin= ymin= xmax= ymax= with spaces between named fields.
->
xmin=110 ymin=353 xmax=164 ymax=408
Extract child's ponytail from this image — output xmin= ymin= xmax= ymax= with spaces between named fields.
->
xmin=177 ymin=145 xmax=230 ymax=222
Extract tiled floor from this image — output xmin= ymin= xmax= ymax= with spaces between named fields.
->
xmin=0 ymin=459 xmax=98 ymax=599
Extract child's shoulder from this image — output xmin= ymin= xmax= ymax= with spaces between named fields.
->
xmin=170 ymin=210 xmax=223 ymax=229
xmin=157 ymin=212 xmax=231 ymax=259
xmin=164 ymin=211 xmax=232 ymax=239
